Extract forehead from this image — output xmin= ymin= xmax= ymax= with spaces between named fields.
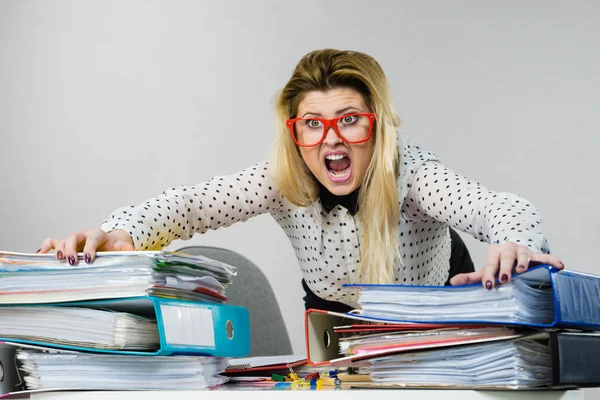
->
xmin=297 ymin=88 xmax=367 ymax=116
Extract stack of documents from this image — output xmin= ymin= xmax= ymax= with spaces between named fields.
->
xmin=362 ymin=339 xmax=552 ymax=389
xmin=349 ymin=265 xmax=599 ymax=328
xmin=0 ymin=306 xmax=158 ymax=350
xmin=353 ymin=275 xmax=554 ymax=324
xmin=17 ymin=349 xmax=227 ymax=390
xmin=0 ymin=248 xmax=251 ymax=396
xmin=338 ymin=326 xmax=519 ymax=357
xmin=304 ymin=265 xmax=600 ymax=389
xmin=0 ymin=250 xmax=234 ymax=304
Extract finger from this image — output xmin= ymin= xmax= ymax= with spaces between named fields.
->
xmin=516 ymin=247 xmax=531 ymax=273
xmin=482 ymin=245 xmax=503 ymax=290
xmin=64 ymin=232 xmax=86 ymax=266
xmin=82 ymin=232 xmax=107 ymax=263
xmin=54 ymin=240 xmax=66 ymax=260
xmin=498 ymin=242 xmax=518 ymax=284
xmin=530 ymin=253 xmax=565 ymax=270
xmin=38 ymin=238 xmax=58 ymax=255
xmin=449 ymin=269 xmax=484 ymax=286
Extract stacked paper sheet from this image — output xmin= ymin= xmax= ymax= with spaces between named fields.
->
xmin=363 ymin=339 xmax=552 ymax=389
xmin=0 ymin=250 xmax=235 ymax=304
xmin=0 ymin=306 xmax=159 ymax=350
xmin=0 ymin=248 xmax=251 ymax=395
xmin=355 ymin=275 xmax=554 ymax=325
xmin=17 ymin=349 xmax=228 ymax=390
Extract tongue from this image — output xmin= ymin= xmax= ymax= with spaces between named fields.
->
xmin=328 ymin=157 xmax=350 ymax=171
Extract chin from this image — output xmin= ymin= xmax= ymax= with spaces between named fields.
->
xmin=323 ymin=181 xmax=357 ymax=196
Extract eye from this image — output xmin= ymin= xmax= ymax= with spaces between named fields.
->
xmin=306 ymin=119 xmax=322 ymax=128
xmin=341 ymin=115 xmax=357 ymax=124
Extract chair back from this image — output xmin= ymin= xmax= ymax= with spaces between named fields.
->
xmin=176 ymin=245 xmax=293 ymax=356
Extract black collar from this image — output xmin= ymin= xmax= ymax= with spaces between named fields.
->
xmin=319 ymin=185 xmax=359 ymax=215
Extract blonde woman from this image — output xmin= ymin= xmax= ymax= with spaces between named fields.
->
xmin=39 ymin=49 xmax=564 ymax=311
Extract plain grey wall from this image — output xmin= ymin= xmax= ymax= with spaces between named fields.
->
xmin=1 ymin=0 xmax=599 ymax=361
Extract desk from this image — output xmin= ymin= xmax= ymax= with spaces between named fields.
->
xmin=19 ymin=389 xmax=587 ymax=400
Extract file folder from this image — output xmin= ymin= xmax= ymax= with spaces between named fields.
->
xmin=304 ymin=309 xmax=525 ymax=366
xmin=0 ymin=341 xmax=229 ymax=395
xmin=305 ymin=310 xmax=600 ymax=388
xmin=0 ymin=296 xmax=250 ymax=357
xmin=226 ymin=355 xmax=307 ymax=374
xmin=550 ymin=331 xmax=600 ymax=387
xmin=347 ymin=265 xmax=600 ymax=329
xmin=0 ymin=341 xmax=24 ymax=395
xmin=0 ymin=250 xmax=236 ymax=305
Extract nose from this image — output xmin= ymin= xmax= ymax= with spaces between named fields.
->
xmin=322 ymin=125 xmax=342 ymax=146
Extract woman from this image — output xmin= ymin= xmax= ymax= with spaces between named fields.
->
xmin=38 ymin=49 xmax=563 ymax=309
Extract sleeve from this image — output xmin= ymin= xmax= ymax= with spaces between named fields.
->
xmin=100 ymin=160 xmax=283 ymax=250
xmin=402 ymin=161 xmax=551 ymax=253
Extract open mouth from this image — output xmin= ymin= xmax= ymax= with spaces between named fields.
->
xmin=324 ymin=153 xmax=352 ymax=183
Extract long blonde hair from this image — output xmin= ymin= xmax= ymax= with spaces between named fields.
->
xmin=272 ymin=49 xmax=401 ymax=284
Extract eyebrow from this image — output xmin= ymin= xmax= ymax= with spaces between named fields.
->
xmin=301 ymin=106 xmax=364 ymax=118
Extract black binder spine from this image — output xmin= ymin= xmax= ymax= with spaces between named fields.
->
xmin=550 ymin=332 xmax=600 ymax=387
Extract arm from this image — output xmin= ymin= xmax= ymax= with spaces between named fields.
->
xmin=404 ymin=161 xmax=549 ymax=252
xmin=403 ymin=161 xmax=563 ymax=286
xmin=101 ymin=160 xmax=282 ymax=250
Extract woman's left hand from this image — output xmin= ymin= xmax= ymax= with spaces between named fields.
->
xmin=449 ymin=241 xmax=565 ymax=289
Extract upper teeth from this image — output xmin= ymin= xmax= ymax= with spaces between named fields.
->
xmin=326 ymin=154 xmax=346 ymax=160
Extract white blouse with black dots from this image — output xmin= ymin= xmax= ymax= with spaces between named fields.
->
xmin=101 ymin=134 xmax=550 ymax=307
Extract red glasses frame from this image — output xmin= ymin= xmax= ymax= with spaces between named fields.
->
xmin=286 ymin=113 xmax=376 ymax=147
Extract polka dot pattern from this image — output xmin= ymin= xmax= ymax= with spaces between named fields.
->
xmin=101 ymin=134 xmax=549 ymax=308
xmin=101 ymin=163 xmax=284 ymax=250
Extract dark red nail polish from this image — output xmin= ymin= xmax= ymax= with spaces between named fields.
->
xmin=485 ymin=281 xmax=492 ymax=290
xmin=68 ymin=255 xmax=75 ymax=265
xmin=85 ymin=253 xmax=91 ymax=263
xmin=517 ymin=264 xmax=525 ymax=271
xmin=36 ymin=248 xmax=41 ymax=254
xmin=57 ymin=250 xmax=64 ymax=259
xmin=501 ymin=274 xmax=508 ymax=283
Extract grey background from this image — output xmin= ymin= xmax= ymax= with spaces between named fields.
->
xmin=1 ymin=0 xmax=599 ymax=372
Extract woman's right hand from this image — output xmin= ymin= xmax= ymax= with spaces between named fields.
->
xmin=38 ymin=228 xmax=135 ymax=266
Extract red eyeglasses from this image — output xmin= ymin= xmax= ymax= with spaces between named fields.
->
xmin=286 ymin=113 xmax=376 ymax=147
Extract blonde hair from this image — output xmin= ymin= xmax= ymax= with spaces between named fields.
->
xmin=272 ymin=49 xmax=401 ymax=284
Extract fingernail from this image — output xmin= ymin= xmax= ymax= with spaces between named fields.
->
xmin=485 ymin=281 xmax=492 ymax=290
xmin=559 ymin=262 xmax=565 ymax=269
xmin=68 ymin=255 xmax=75 ymax=265
xmin=36 ymin=248 xmax=41 ymax=254
xmin=57 ymin=250 xmax=64 ymax=259
xmin=501 ymin=274 xmax=509 ymax=283
xmin=516 ymin=264 xmax=526 ymax=272
xmin=85 ymin=253 xmax=91 ymax=263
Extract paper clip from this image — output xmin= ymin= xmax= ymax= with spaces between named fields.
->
xmin=287 ymin=364 xmax=299 ymax=382
xmin=290 ymin=380 xmax=311 ymax=390
xmin=287 ymin=364 xmax=310 ymax=390
xmin=271 ymin=374 xmax=286 ymax=382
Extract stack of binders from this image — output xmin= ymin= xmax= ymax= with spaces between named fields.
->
xmin=305 ymin=265 xmax=600 ymax=389
xmin=0 ymin=250 xmax=251 ymax=395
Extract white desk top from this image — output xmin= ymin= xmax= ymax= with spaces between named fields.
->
xmin=22 ymin=388 xmax=587 ymax=400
